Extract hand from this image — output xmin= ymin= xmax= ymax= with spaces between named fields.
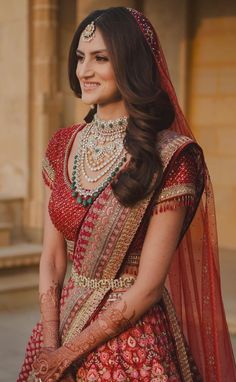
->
xmin=33 ymin=347 xmax=73 ymax=382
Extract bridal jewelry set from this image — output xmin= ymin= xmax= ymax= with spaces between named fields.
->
xmin=71 ymin=115 xmax=128 ymax=207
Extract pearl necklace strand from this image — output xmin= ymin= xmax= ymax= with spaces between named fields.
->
xmin=71 ymin=115 xmax=128 ymax=207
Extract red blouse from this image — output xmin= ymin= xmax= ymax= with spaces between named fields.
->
xmin=42 ymin=125 xmax=203 ymax=260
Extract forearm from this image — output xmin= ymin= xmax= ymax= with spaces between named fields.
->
xmin=63 ymin=282 xmax=161 ymax=362
xmin=39 ymin=255 xmax=66 ymax=349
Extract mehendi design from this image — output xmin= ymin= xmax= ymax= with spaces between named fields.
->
xmin=33 ymin=300 xmax=135 ymax=382
xmin=65 ymin=300 xmax=135 ymax=356
xmin=33 ymin=302 xmax=133 ymax=379
xmin=40 ymin=282 xmax=61 ymax=350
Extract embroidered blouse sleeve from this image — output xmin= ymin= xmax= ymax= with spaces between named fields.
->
xmin=153 ymin=144 xmax=205 ymax=238
xmin=154 ymin=144 xmax=204 ymax=213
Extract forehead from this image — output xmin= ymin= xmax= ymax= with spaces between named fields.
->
xmin=78 ymin=28 xmax=107 ymax=52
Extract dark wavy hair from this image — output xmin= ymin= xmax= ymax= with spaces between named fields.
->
xmin=68 ymin=7 xmax=175 ymax=206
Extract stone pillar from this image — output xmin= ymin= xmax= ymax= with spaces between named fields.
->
xmin=24 ymin=0 xmax=61 ymax=242
xmin=0 ymin=0 xmax=29 ymax=243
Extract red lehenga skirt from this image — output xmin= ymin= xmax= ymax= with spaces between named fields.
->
xmin=73 ymin=293 xmax=202 ymax=382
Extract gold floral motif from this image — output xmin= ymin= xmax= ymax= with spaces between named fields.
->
xmin=163 ymin=288 xmax=193 ymax=382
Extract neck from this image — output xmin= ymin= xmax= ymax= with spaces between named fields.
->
xmin=96 ymin=100 xmax=128 ymax=120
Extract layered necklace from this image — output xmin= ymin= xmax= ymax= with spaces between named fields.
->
xmin=71 ymin=114 xmax=128 ymax=207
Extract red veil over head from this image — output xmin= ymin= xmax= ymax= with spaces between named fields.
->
xmin=128 ymin=8 xmax=236 ymax=382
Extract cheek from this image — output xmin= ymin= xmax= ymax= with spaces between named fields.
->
xmin=103 ymin=71 xmax=118 ymax=93
xmin=101 ymin=65 xmax=117 ymax=83
xmin=76 ymin=62 xmax=81 ymax=79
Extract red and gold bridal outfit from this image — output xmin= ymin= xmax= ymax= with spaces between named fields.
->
xmin=18 ymin=124 xmax=205 ymax=382
xmin=18 ymin=8 xmax=236 ymax=382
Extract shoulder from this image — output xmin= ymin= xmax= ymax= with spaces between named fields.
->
xmin=45 ymin=124 xmax=84 ymax=161
xmin=154 ymin=130 xmax=205 ymax=209
xmin=47 ymin=124 xmax=81 ymax=150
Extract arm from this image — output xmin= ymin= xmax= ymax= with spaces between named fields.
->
xmin=39 ymin=187 xmax=67 ymax=350
xmin=34 ymin=205 xmax=186 ymax=381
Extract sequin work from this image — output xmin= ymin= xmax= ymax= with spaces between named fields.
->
xmin=128 ymin=8 xmax=159 ymax=59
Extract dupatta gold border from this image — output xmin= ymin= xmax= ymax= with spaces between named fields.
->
xmin=163 ymin=288 xmax=193 ymax=382
xmin=63 ymin=193 xmax=152 ymax=344
xmin=62 ymin=132 xmax=195 ymax=345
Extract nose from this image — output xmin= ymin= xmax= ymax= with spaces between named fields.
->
xmin=76 ymin=59 xmax=94 ymax=80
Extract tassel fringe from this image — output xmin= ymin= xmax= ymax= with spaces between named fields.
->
xmin=153 ymin=195 xmax=194 ymax=215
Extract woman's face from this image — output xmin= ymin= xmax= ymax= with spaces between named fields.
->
xmin=76 ymin=28 xmax=120 ymax=106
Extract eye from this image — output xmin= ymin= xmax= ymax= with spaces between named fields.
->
xmin=96 ymin=55 xmax=109 ymax=62
xmin=76 ymin=54 xmax=84 ymax=62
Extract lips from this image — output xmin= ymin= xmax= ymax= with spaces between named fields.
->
xmin=82 ymin=81 xmax=100 ymax=90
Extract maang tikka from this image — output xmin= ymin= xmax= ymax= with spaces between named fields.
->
xmin=82 ymin=21 xmax=96 ymax=42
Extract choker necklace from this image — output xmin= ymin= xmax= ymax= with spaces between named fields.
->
xmin=71 ymin=115 xmax=128 ymax=207
xmin=94 ymin=114 xmax=128 ymax=134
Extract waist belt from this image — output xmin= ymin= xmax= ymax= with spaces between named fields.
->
xmin=71 ymin=267 xmax=135 ymax=291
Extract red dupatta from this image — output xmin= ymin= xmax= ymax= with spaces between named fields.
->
xmin=128 ymin=8 xmax=236 ymax=382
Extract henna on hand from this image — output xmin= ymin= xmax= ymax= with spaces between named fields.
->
xmin=40 ymin=281 xmax=61 ymax=349
xmin=33 ymin=347 xmax=73 ymax=382
xmin=33 ymin=300 xmax=135 ymax=381
xmin=64 ymin=300 xmax=135 ymax=357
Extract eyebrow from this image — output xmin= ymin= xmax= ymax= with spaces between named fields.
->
xmin=76 ymin=49 xmax=108 ymax=55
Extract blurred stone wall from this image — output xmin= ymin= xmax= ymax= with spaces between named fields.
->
xmin=0 ymin=0 xmax=28 ymax=200
xmin=188 ymin=0 xmax=236 ymax=249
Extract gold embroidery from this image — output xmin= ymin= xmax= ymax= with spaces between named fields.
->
xmin=61 ymin=133 xmax=195 ymax=346
xmin=42 ymin=157 xmax=55 ymax=184
xmin=163 ymin=288 xmax=193 ymax=382
xmin=80 ymin=192 xmax=123 ymax=277
xmin=62 ymin=191 xmax=153 ymax=344
xmin=103 ymin=194 xmax=152 ymax=280
xmin=71 ymin=267 xmax=136 ymax=290
xmin=157 ymin=131 xmax=193 ymax=170
xmin=65 ymin=239 xmax=74 ymax=256
xmin=157 ymin=183 xmax=195 ymax=203
xmin=63 ymin=289 xmax=109 ymax=343
xmin=125 ymin=252 xmax=141 ymax=266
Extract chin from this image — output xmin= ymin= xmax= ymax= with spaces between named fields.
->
xmin=81 ymin=95 xmax=98 ymax=105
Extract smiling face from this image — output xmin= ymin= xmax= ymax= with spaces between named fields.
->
xmin=76 ymin=28 xmax=121 ymax=108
